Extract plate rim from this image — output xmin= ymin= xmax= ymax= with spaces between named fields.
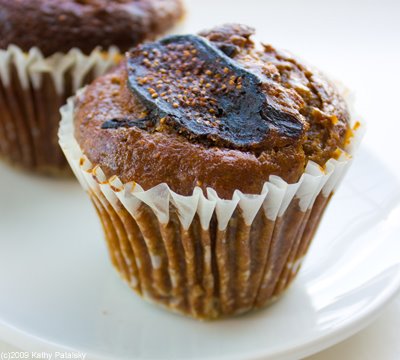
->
xmin=1 ymin=157 xmax=400 ymax=360
xmin=1 ymin=246 xmax=399 ymax=360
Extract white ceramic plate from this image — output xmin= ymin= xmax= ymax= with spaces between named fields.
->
xmin=2 ymin=0 xmax=400 ymax=358
xmin=1 ymin=143 xmax=400 ymax=360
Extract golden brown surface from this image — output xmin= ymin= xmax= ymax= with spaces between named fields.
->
xmin=74 ymin=24 xmax=350 ymax=198
xmin=0 ymin=0 xmax=184 ymax=56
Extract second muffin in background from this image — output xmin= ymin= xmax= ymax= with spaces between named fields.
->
xmin=0 ymin=0 xmax=184 ymax=174
xmin=60 ymin=24 xmax=361 ymax=319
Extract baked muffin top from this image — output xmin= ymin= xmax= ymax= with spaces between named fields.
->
xmin=0 ymin=0 xmax=184 ymax=56
xmin=74 ymin=24 xmax=350 ymax=198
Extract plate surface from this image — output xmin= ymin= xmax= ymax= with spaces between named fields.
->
xmin=1 ymin=144 xmax=400 ymax=360
xmin=1 ymin=0 xmax=400 ymax=359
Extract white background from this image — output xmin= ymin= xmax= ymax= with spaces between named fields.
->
xmin=1 ymin=0 xmax=400 ymax=358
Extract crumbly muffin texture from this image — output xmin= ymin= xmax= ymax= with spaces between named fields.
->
xmin=0 ymin=0 xmax=184 ymax=56
xmin=74 ymin=24 xmax=350 ymax=198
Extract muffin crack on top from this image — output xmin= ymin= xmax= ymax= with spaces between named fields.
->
xmin=74 ymin=24 xmax=351 ymax=198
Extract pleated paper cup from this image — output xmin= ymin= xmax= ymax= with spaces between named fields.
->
xmin=0 ymin=45 xmax=121 ymax=175
xmin=59 ymin=95 xmax=363 ymax=319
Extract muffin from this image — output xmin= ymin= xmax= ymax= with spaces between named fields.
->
xmin=59 ymin=24 xmax=362 ymax=319
xmin=0 ymin=0 xmax=184 ymax=174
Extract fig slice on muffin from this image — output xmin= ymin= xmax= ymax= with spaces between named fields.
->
xmin=126 ymin=34 xmax=304 ymax=149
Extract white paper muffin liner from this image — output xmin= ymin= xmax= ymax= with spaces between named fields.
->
xmin=59 ymin=95 xmax=363 ymax=319
xmin=0 ymin=45 xmax=121 ymax=173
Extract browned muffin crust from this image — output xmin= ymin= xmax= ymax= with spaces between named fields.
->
xmin=0 ymin=0 xmax=184 ymax=56
xmin=74 ymin=24 xmax=350 ymax=199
